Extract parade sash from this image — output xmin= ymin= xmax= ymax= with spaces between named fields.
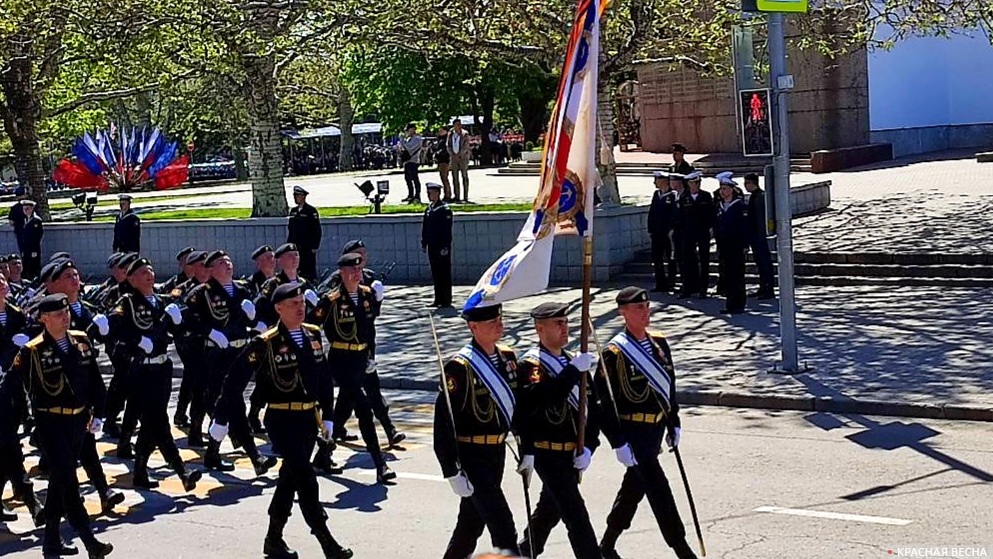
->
xmin=458 ymin=345 xmax=515 ymax=426
xmin=608 ymin=332 xmax=672 ymax=408
xmin=524 ymin=347 xmax=580 ymax=411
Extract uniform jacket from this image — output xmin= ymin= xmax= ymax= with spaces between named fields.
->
xmin=309 ymin=283 xmax=376 ymax=361
xmin=0 ymin=303 xmax=27 ymax=370
xmin=287 ymin=203 xmax=322 ymax=251
xmin=715 ymin=198 xmax=749 ymax=253
xmin=254 ymin=272 xmax=313 ymax=327
xmin=159 ymin=272 xmax=189 ymax=298
xmin=21 ymin=215 xmax=43 ymax=254
xmin=668 ymin=160 xmax=695 ymax=175
xmin=183 ymin=278 xmax=254 ymax=343
xmin=746 ymin=188 xmax=768 ymax=242
xmin=108 ymin=292 xmax=179 ymax=358
xmin=647 ymin=190 xmax=678 ymax=237
xmin=422 ymin=201 xmax=453 ymax=249
xmin=113 ymin=209 xmax=141 ymax=253
xmin=678 ymin=189 xmax=715 ymax=239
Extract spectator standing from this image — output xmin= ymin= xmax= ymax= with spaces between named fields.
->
xmin=6 ymin=187 xmax=27 ymax=253
xmin=715 ymin=176 xmax=749 ymax=314
xmin=647 ymin=171 xmax=679 ymax=292
xmin=434 ymin=127 xmax=453 ymax=201
xmin=447 ymin=119 xmax=471 ymax=202
xmin=398 ymin=124 xmax=424 ymax=203
xmin=112 ymin=194 xmax=141 ymax=254
xmin=677 ymin=171 xmax=714 ymax=299
xmin=744 ymin=173 xmax=775 ymax=299
xmin=286 ymin=185 xmax=322 ymax=280
xmin=421 ymin=183 xmax=453 ymax=308
xmin=20 ymin=200 xmax=43 ymax=280
xmin=669 ymin=143 xmax=695 ymax=175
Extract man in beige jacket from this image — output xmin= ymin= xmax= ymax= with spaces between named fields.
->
xmin=446 ymin=118 xmax=471 ymax=202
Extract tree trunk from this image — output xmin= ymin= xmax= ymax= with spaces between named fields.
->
xmin=338 ymin=87 xmax=355 ymax=172
xmin=243 ymin=52 xmax=288 ymax=217
xmin=518 ymin=88 xmax=548 ymax=146
xmin=596 ymin=34 xmax=621 ymax=205
xmin=0 ymin=49 xmax=50 ymax=219
xmin=476 ymin=85 xmax=496 ymax=165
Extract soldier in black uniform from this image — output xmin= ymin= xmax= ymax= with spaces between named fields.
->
xmin=743 ymin=173 xmax=775 ymax=299
xmin=677 ymin=171 xmax=715 ymax=299
xmin=186 ymin=250 xmax=275 ymax=475
xmin=287 ymin=185 xmax=322 ymax=281
xmin=95 ymin=252 xmax=139 ymax=441
xmin=107 ymin=257 xmax=202 ymax=492
xmin=0 ymin=294 xmax=114 ymax=559
xmin=247 ymin=244 xmax=276 ymax=296
xmin=170 ymin=249 xmax=210 ymax=430
xmin=158 ymin=246 xmax=196 ymax=296
xmin=421 ymin=182 xmax=453 ymax=308
xmin=0 ymin=273 xmax=45 ymax=528
xmin=433 ymin=303 xmax=525 ymax=559
xmin=20 ymin=199 xmax=44 ymax=280
xmin=596 ymin=287 xmax=698 ymax=559
xmin=211 ymin=282 xmax=354 ymax=559
xmin=668 ymin=143 xmax=695 ymax=175
xmin=715 ymin=176 xmax=749 ymax=314
xmin=648 ymin=171 xmax=680 ymax=293
xmin=309 ymin=253 xmax=396 ymax=483
xmin=112 ymin=194 xmax=141 ymax=254
xmin=516 ymin=302 xmax=601 ymax=559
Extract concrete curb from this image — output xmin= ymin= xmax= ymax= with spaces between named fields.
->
xmin=131 ymin=365 xmax=993 ymax=423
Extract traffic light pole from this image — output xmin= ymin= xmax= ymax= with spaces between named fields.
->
xmin=768 ymin=12 xmax=800 ymax=373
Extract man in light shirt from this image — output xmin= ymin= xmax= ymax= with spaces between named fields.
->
xmin=447 ymin=118 xmax=471 ymax=202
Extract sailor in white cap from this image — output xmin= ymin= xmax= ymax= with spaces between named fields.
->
xmin=648 ymin=171 xmax=679 ymax=292
xmin=676 ymin=170 xmax=714 ymax=299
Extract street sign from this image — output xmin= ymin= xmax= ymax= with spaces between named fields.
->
xmin=756 ymin=0 xmax=809 ymax=12
xmin=739 ymin=88 xmax=774 ymax=157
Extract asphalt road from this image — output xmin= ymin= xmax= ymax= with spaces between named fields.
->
xmin=3 ymin=389 xmax=992 ymax=558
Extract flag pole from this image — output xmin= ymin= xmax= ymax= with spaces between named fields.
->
xmin=577 ymin=236 xmax=593 ymax=452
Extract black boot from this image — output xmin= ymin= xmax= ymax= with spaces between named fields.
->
xmin=385 ymin=426 xmax=406 ymax=447
xmin=187 ymin=429 xmax=206 ymax=449
xmin=204 ymin=440 xmax=235 ymax=472
xmin=600 ymin=527 xmax=623 ymax=559
xmin=376 ymin=462 xmax=397 ymax=484
xmin=133 ymin=452 xmax=159 ymax=489
xmin=100 ymin=488 xmax=125 ymax=514
xmin=312 ymin=440 xmax=343 ymax=475
xmin=263 ymin=516 xmax=299 ymax=559
xmin=84 ymin=538 xmax=114 ymax=559
xmin=16 ymin=482 xmax=45 ymax=527
xmin=43 ymin=521 xmax=80 ymax=556
xmin=103 ymin=420 xmax=121 ymax=440
xmin=313 ymin=525 xmax=353 ymax=559
xmin=672 ymin=540 xmax=699 ymax=559
xmin=252 ymin=454 xmax=278 ymax=477
xmin=116 ymin=437 xmax=134 ymax=460
xmin=173 ymin=413 xmax=190 ymax=428
xmin=173 ymin=459 xmax=203 ymax=492
xmin=1 ymin=503 xmax=15 ymax=521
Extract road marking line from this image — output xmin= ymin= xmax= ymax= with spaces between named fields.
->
xmin=754 ymin=506 xmax=912 ymax=526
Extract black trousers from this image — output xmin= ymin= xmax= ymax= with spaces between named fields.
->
xmin=34 ymin=413 xmax=97 ymax=549
xmin=174 ymin=339 xmax=195 ymax=420
xmin=265 ymin=409 xmax=328 ymax=527
xmin=679 ymin=234 xmax=710 ymax=296
xmin=298 ymin=248 xmax=318 ymax=282
xmin=443 ymin=444 xmax=519 ymax=559
xmin=428 ymin=246 xmax=452 ymax=307
xmin=750 ymin=236 xmax=775 ymax=293
xmin=331 ymin=358 xmax=384 ymax=466
xmin=404 ymin=162 xmax=421 ymax=200
xmin=207 ymin=346 xmax=259 ymax=457
xmin=104 ymin=349 xmax=132 ymax=425
xmin=331 ymin=370 xmax=395 ymax=439
xmin=605 ymin=422 xmax=688 ymax=549
xmin=187 ymin=341 xmax=210 ymax=438
xmin=22 ymin=250 xmax=41 ymax=280
xmin=134 ymin=360 xmax=184 ymax=467
xmin=720 ymin=247 xmax=746 ymax=312
xmin=0 ymin=417 xmax=33 ymax=501
xmin=520 ymin=451 xmax=600 ymax=559
xmin=650 ymin=233 xmax=675 ymax=290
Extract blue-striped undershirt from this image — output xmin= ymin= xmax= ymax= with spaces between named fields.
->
xmin=288 ymin=328 xmax=305 ymax=347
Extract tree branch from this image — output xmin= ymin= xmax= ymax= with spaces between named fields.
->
xmin=45 ymin=83 xmax=160 ymax=118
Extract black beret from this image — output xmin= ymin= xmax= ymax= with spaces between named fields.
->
xmin=118 ymin=252 xmax=140 ymax=269
xmin=49 ymin=252 xmax=71 ymax=263
xmin=176 ymin=246 xmax=196 ymax=261
xmin=338 ymin=252 xmax=362 ymax=268
xmin=205 ymin=250 xmax=228 ymax=266
xmin=616 ymin=286 xmax=649 ymax=305
xmin=107 ymin=252 xmax=124 ymax=268
xmin=251 ymin=245 xmax=274 ymax=260
xmin=51 ymin=259 xmax=77 ymax=281
xmin=7 ymin=253 xmax=20 ymax=262
xmin=39 ymin=261 xmax=62 ymax=283
xmin=0 ymin=255 xmax=8 ymax=264
xmin=186 ymin=250 xmax=208 ymax=265
xmin=530 ymin=302 xmax=569 ymax=320
xmin=274 ymin=243 xmax=298 ymax=258
xmin=38 ymin=293 xmax=69 ymax=314
xmin=292 ymin=185 xmax=309 ymax=196
xmin=127 ymin=257 xmax=153 ymax=276
xmin=462 ymin=304 xmax=502 ymax=322
xmin=671 ymin=142 xmax=687 ymax=153
xmin=341 ymin=239 xmax=365 ymax=254
xmin=271 ymin=281 xmax=304 ymax=305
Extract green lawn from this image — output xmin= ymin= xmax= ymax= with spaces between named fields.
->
xmin=79 ymin=202 xmax=532 ymax=222
xmin=48 ymin=191 xmax=229 ymax=211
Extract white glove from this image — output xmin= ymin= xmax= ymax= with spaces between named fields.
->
xmin=164 ymin=303 xmax=183 ymax=325
xmin=304 ymin=289 xmax=319 ymax=306
xmin=516 ymin=454 xmax=535 ymax=486
xmin=570 ymin=352 xmax=594 ymax=372
xmin=240 ymin=299 xmax=256 ymax=320
xmin=447 ymin=472 xmax=474 ymax=498
xmin=209 ymin=329 xmax=229 ymax=349
xmin=614 ymin=443 xmax=637 ymax=468
xmin=366 ymin=359 xmax=377 ymax=374
xmin=208 ymin=421 xmax=229 ymax=442
xmin=320 ymin=420 xmax=334 ymax=441
xmin=666 ymin=427 xmax=682 ymax=450
xmin=89 ymin=418 xmax=103 ymax=435
xmin=138 ymin=336 xmax=154 ymax=354
xmin=12 ymin=333 xmax=30 ymax=347
xmin=254 ymin=321 xmax=269 ymax=333
xmin=92 ymin=313 xmax=110 ymax=336
xmin=371 ymin=280 xmax=385 ymax=302
xmin=573 ymin=447 xmax=593 ymax=472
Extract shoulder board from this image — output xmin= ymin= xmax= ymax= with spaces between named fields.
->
xmin=68 ymin=329 xmax=89 ymax=339
xmin=648 ymin=330 xmax=667 ymax=341
xmin=496 ymin=344 xmax=517 ymax=358
xmin=259 ymin=327 xmax=280 ymax=341
xmin=358 ymin=285 xmax=372 ymax=294
xmin=327 ymin=291 xmax=341 ymax=301
xmin=234 ymin=279 xmax=249 ymax=289
xmin=451 ymin=355 xmax=469 ymax=367
xmin=605 ymin=344 xmax=621 ymax=354
xmin=521 ymin=355 xmax=541 ymax=366
xmin=25 ymin=334 xmax=45 ymax=349
xmin=302 ymin=323 xmax=321 ymax=333
xmin=7 ymin=302 xmax=21 ymax=314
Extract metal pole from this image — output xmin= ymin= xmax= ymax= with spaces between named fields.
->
xmin=768 ymin=12 xmax=799 ymax=372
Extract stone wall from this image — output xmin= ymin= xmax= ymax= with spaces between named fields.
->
xmin=0 ymin=206 xmax=652 ymax=285
xmin=870 ymin=124 xmax=993 ymax=158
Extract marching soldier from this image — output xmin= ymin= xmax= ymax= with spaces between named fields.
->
xmin=20 ymin=199 xmax=44 ymax=280
xmin=112 ymin=194 xmax=141 ymax=254
xmin=170 ymin=249 xmax=210 ymax=430
xmin=422 ymin=182 xmax=453 ymax=308
xmin=309 ymin=252 xmax=396 ymax=483
xmin=187 ymin=250 xmax=275 ymax=475
xmin=96 ymin=252 xmax=138 ymax=440
xmin=211 ymin=282 xmax=354 ymax=559
xmin=322 ymin=239 xmax=401 ymax=448
xmin=107 ymin=257 xmax=202 ymax=491
xmin=596 ymin=287 xmax=698 ymax=559
xmin=287 ymin=185 xmax=322 ymax=281
xmin=159 ymin=246 xmax=196 ymax=296
xmin=517 ymin=302 xmax=601 ymax=559
xmin=0 ymin=294 xmax=114 ymax=558
xmin=247 ymin=244 xmax=276 ymax=295
xmin=433 ymin=303 xmax=524 ymax=559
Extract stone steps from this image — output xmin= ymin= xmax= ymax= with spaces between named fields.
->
xmin=623 ymin=260 xmax=993 ymax=279
xmin=620 ymin=271 xmax=993 ymax=288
